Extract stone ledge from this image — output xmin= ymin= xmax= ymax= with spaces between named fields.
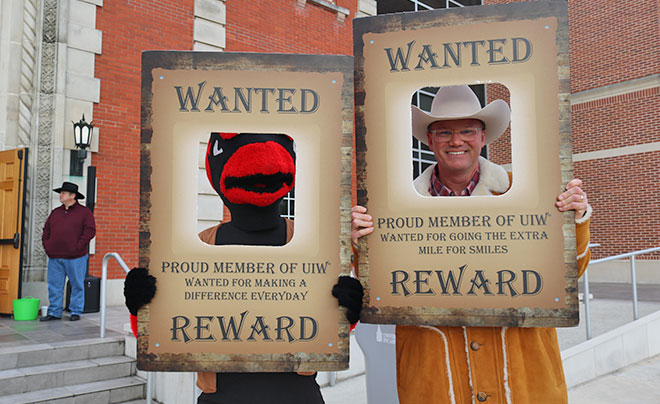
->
xmin=571 ymin=74 xmax=660 ymax=105
xmin=561 ymin=309 xmax=660 ymax=388
xmin=357 ymin=0 xmax=377 ymax=18
xmin=80 ymin=0 xmax=103 ymax=6
xmin=69 ymin=0 xmax=97 ymax=29
xmin=298 ymin=0 xmax=350 ymax=22
xmin=193 ymin=42 xmax=224 ymax=51
xmin=194 ymin=0 xmax=226 ymax=25
xmin=193 ymin=18 xmax=226 ymax=49
xmin=65 ymin=72 xmax=100 ymax=103
xmin=68 ymin=23 xmax=102 ymax=54
xmin=66 ymin=48 xmax=95 ymax=77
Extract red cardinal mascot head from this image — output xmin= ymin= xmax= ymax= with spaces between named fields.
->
xmin=205 ymin=132 xmax=295 ymax=231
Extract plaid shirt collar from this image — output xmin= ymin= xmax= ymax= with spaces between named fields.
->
xmin=428 ymin=164 xmax=480 ymax=196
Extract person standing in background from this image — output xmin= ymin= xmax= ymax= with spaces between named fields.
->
xmin=40 ymin=182 xmax=96 ymax=321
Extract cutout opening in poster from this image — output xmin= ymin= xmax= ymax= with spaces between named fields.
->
xmin=410 ymin=84 xmax=512 ymax=197
xmin=197 ymin=131 xmax=297 ymax=245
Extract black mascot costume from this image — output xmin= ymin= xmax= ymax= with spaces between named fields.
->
xmin=125 ymin=132 xmax=363 ymax=404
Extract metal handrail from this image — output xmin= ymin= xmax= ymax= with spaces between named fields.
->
xmin=100 ymin=252 xmax=130 ymax=338
xmin=589 ymin=247 xmax=660 ymax=265
xmin=582 ymin=246 xmax=660 ymax=340
xmin=581 ymin=243 xmax=600 ymax=340
xmin=100 ymin=252 xmax=153 ymax=404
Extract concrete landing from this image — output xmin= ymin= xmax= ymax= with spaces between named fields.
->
xmin=568 ymin=354 xmax=660 ymax=404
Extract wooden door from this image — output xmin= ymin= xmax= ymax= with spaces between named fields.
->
xmin=0 ymin=148 xmax=28 ymax=314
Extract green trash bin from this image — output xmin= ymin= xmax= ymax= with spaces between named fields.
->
xmin=13 ymin=297 xmax=40 ymax=321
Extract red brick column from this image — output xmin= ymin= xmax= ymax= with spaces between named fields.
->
xmin=91 ymin=1 xmax=195 ymax=278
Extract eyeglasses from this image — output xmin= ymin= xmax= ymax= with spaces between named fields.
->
xmin=428 ymin=127 xmax=483 ymax=142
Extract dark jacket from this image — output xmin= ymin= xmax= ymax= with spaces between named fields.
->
xmin=42 ymin=202 xmax=96 ymax=259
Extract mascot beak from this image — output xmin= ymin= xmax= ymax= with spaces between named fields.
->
xmin=219 ymin=141 xmax=295 ymax=207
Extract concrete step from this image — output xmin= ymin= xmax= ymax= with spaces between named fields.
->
xmin=0 ymin=336 xmax=124 ymax=371
xmin=0 ymin=375 xmax=145 ymax=404
xmin=0 ymin=355 xmax=135 ymax=395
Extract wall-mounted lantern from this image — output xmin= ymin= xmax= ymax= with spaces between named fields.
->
xmin=71 ymin=114 xmax=93 ymax=176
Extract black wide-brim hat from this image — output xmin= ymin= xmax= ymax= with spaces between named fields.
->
xmin=53 ymin=181 xmax=85 ymax=200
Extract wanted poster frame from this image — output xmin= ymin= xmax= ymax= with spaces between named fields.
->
xmin=354 ymin=2 xmax=578 ymax=327
xmin=139 ymin=52 xmax=353 ymax=372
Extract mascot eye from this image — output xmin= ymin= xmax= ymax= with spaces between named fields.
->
xmin=212 ymin=140 xmax=223 ymax=157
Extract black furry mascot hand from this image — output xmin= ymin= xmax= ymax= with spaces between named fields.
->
xmin=332 ymin=276 xmax=364 ymax=324
xmin=124 ymin=267 xmax=156 ymax=316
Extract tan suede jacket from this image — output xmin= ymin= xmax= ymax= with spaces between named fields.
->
xmin=395 ymin=163 xmax=593 ymax=404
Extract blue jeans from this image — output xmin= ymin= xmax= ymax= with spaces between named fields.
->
xmin=47 ymin=254 xmax=88 ymax=317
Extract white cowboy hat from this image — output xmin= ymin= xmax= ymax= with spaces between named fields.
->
xmin=411 ymin=85 xmax=511 ymax=146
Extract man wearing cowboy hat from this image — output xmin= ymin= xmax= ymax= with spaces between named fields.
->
xmin=352 ymin=85 xmax=592 ymax=403
xmin=41 ymin=182 xmax=96 ymax=321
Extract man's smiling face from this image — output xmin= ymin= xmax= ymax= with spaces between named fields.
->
xmin=426 ymin=118 xmax=486 ymax=180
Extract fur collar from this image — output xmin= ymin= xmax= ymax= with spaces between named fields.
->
xmin=413 ymin=156 xmax=510 ymax=196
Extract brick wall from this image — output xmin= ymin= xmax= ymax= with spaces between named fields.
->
xmin=485 ymin=83 xmax=511 ymax=166
xmin=575 ymin=153 xmax=660 ymax=259
xmin=565 ymin=0 xmax=660 ymax=259
xmin=225 ymin=0 xmax=355 ymax=55
xmin=92 ymin=0 xmax=658 ymax=278
xmin=484 ymin=0 xmax=660 ymax=259
xmin=573 ymin=87 xmax=660 ymax=259
xmin=91 ymin=0 xmax=195 ymax=278
xmin=93 ymin=1 xmax=358 ymax=278
xmin=572 ymin=88 xmax=660 ymax=153
xmin=222 ymin=0 xmax=358 ymax=220
xmin=483 ymin=0 xmax=660 ymax=92
xmin=568 ymin=0 xmax=659 ymax=93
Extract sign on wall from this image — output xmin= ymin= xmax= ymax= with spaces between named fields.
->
xmin=139 ymin=52 xmax=353 ymax=372
xmin=354 ymin=2 xmax=578 ymax=327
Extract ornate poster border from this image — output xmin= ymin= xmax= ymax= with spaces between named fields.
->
xmin=139 ymin=52 xmax=353 ymax=371
xmin=354 ymin=2 xmax=577 ymax=327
